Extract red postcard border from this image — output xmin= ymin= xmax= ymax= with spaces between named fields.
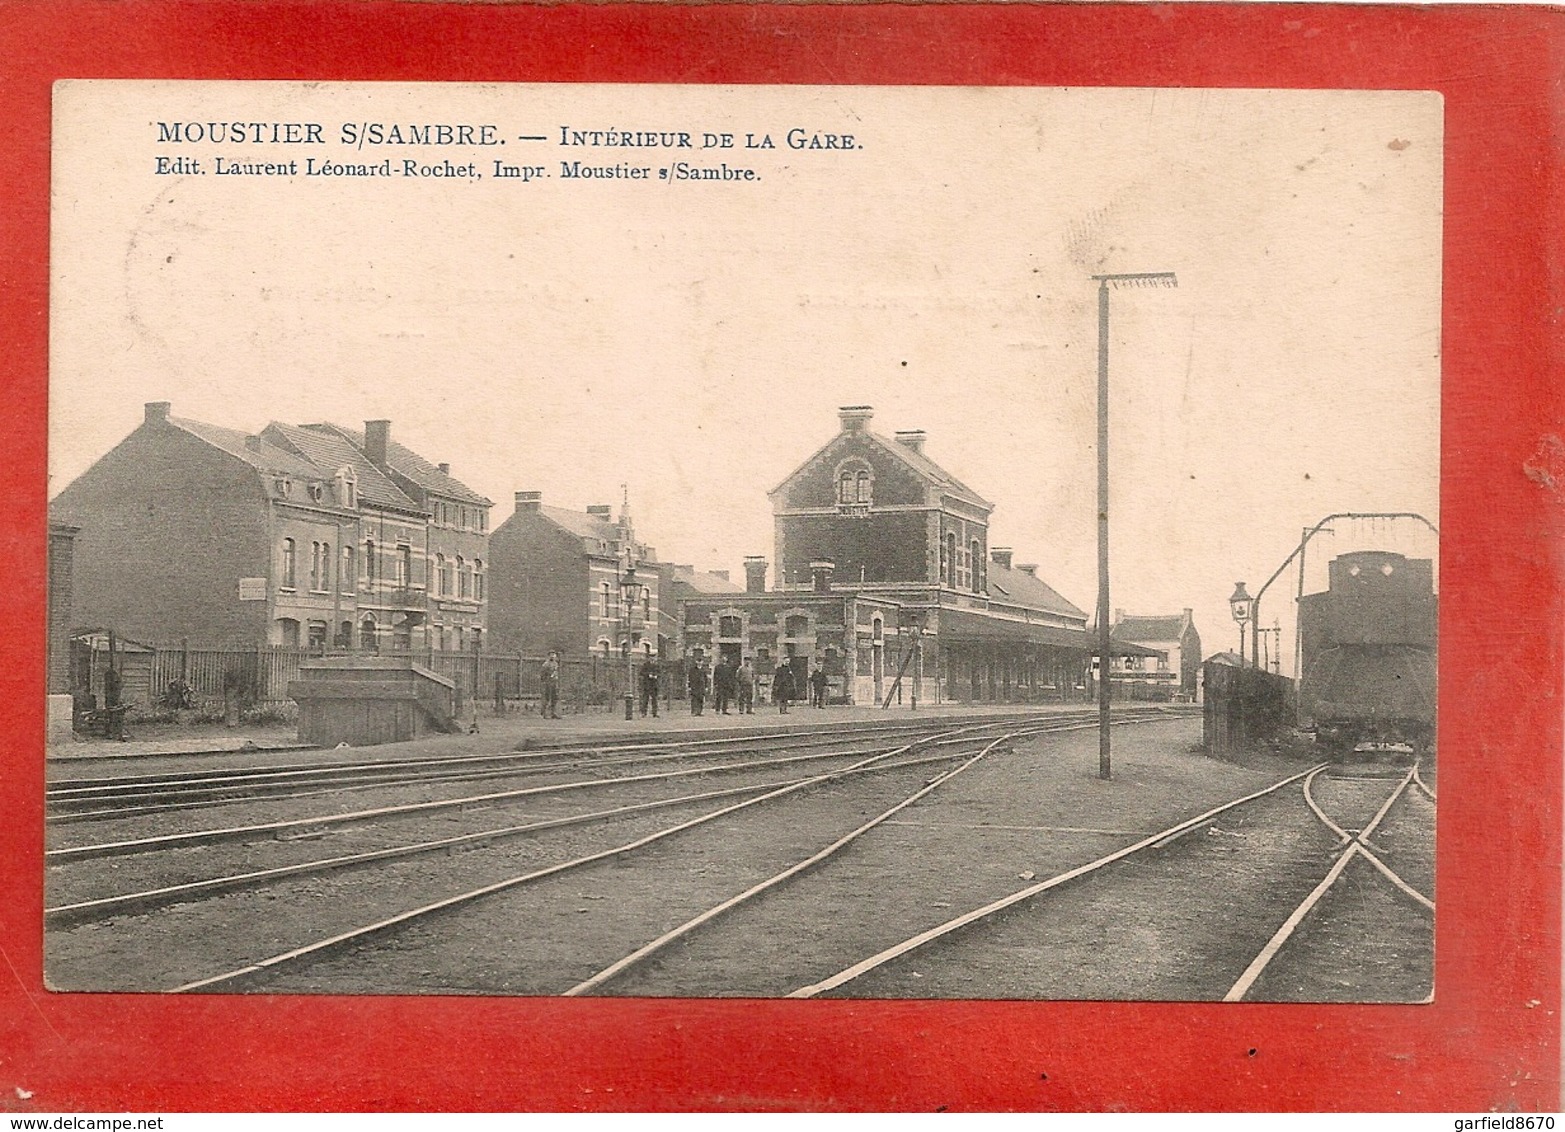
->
xmin=1 ymin=0 xmax=1560 ymax=1112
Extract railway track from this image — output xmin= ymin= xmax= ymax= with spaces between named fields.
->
xmin=774 ymin=757 xmax=1433 ymax=1001
xmin=47 ymin=714 xmax=1182 ymax=933
xmin=47 ymin=707 xmax=1178 ymax=822
xmin=47 ymin=713 xmax=1187 ymax=992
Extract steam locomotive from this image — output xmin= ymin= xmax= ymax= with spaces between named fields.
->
xmin=1297 ymin=550 xmax=1437 ymax=759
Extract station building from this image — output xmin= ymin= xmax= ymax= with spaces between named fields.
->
xmin=49 ymin=402 xmax=491 ymax=652
xmin=675 ymin=406 xmax=1113 ymax=705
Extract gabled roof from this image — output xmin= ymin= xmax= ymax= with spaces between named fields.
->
xmin=169 ymin=417 xmax=323 ymax=481
xmin=1112 ymin=613 xmax=1192 ymax=643
xmin=261 ymin=421 xmax=419 ymax=511
xmin=986 ymin=560 xmax=1087 ymax=621
xmin=307 ymin=423 xmax=491 ymax=506
xmin=538 ymin=504 xmax=620 ymax=546
xmin=770 ymin=427 xmax=993 ymax=511
xmin=669 ymin=565 xmax=744 ymax=596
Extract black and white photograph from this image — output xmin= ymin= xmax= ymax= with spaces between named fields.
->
xmin=45 ymin=81 xmax=1441 ymax=1002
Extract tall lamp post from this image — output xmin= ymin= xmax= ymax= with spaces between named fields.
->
xmin=619 ymin=564 xmax=643 ymax=721
xmin=1229 ymin=582 xmax=1254 ymax=666
xmin=1091 ymin=270 xmax=1178 ymax=780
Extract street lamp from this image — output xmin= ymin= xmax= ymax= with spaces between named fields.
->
xmin=619 ymin=564 xmax=644 ymax=721
xmin=1228 ymin=581 xmax=1253 ymax=667
xmin=1091 ymin=270 xmax=1178 ymax=780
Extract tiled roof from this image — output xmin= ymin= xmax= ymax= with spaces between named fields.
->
xmin=170 ymin=417 xmax=323 ymax=480
xmin=1112 ymin=614 xmax=1190 ymax=643
xmin=670 ymin=566 xmax=744 ymax=596
xmin=261 ymin=421 xmax=419 ymax=511
xmin=310 ymin=423 xmax=490 ymax=506
xmin=986 ymin=560 xmax=1087 ymax=620
xmin=538 ymin=504 xmax=620 ymax=545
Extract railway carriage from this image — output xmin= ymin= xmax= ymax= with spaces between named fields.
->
xmin=1297 ymin=550 xmax=1436 ymax=759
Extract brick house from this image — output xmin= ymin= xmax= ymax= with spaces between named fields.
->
xmin=677 ymin=406 xmax=1099 ymax=705
xmin=51 ymin=402 xmax=489 ymax=651
xmin=486 ymin=490 xmax=662 ymax=661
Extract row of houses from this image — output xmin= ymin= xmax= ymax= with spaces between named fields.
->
xmin=49 ymin=402 xmax=1201 ymax=707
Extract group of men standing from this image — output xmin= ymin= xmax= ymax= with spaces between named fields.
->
xmin=539 ymin=652 xmax=835 ymax=719
xmin=687 ymin=655 xmax=756 ymax=715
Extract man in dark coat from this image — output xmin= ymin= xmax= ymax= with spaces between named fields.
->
xmin=713 ymin=657 xmax=734 ymax=714
xmin=540 ymin=652 xmax=561 ymax=719
xmin=639 ymin=656 xmax=661 ymax=718
xmin=688 ymin=658 xmax=709 ymax=716
xmin=772 ymin=664 xmax=794 ymax=714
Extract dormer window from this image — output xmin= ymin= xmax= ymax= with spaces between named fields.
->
xmin=308 ymin=483 xmax=325 ymax=503
xmin=274 ymin=477 xmax=292 ymax=497
xmin=335 ymin=466 xmax=356 ymax=510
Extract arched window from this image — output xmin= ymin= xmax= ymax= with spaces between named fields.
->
xmin=945 ymin=533 xmax=958 ymax=588
xmin=359 ymin=614 xmax=377 ymax=651
xmin=281 ymin=538 xmax=296 ymax=589
xmin=601 ymin=582 xmax=611 ymax=618
xmin=320 ymin=542 xmax=331 ymax=591
xmin=397 ymin=546 xmax=411 ymax=589
xmin=364 ymin=540 xmax=376 ymax=582
xmin=457 ymin=556 xmax=470 ymax=599
xmin=970 ymin=539 xmax=982 ymax=593
xmin=441 ymin=555 xmax=454 ymax=596
xmin=474 ymin=560 xmax=485 ymax=602
xmin=856 ymin=470 xmax=871 ymax=503
xmin=838 ymin=470 xmax=855 ymax=504
xmin=308 ymin=542 xmax=320 ymax=591
xmin=341 ymin=545 xmax=355 ymax=591
xmin=433 ymin=554 xmax=445 ymax=596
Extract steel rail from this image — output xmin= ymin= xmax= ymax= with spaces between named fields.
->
xmin=564 ymin=731 xmax=1018 ymax=995
xmin=47 ymin=732 xmax=986 ymax=862
xmin=49 ymin=708 xmax=1144 ymax=820
xmin=166 ymin=721 xmax=1046 ymax=993
xmin=52 ymin=712 xmax=1181 ymax=862
xmin=1300 ymin=764 xmax=1434 ymax=909
xmin=54 ymin=707 xmax=1120 ymax=793
xmin=1301 ymin=766 xmax=1353 ymax=846
xmin=1223 ymin=768 xmax=1422 ymax=1001
xmin=47 ymin=743 xmax=999 ymax=927
xmin=786 ymin=762 xmax=1327 ymax=999
xmin=1411 ymin=763 xmax=1437 ymax=802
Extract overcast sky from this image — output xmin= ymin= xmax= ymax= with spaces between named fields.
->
xmin=51 ymin=82 xmax=1442 ymax=673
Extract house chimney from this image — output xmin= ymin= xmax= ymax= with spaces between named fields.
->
xmin=586 ymin=504 xmax=612 ymax=519
xmin=515 ymin=490 xmax=543 ymax=511
xmin=744 ymin=556 xmax=769 ymax=593
xmin=838 ymin=405 xmax=874 ymax=433
xmin=894 ymin=429 xmax=927 ymax=456
xmin=810 ymin=559 xmax=836 ymax=593
xmin=144 ymin=401 xmax=172 ymax=424
xmin=990 ymin=547 xmax=1013 ymax=570
xmin=244 ymin=434 xmax=263 ymax=453
xmin=1183 ymin=607 xmax=1193 ymax=619
xmin=1017 ymin=563 xmax=1038 ymax=578
xmin=437 ymin=462 xmax=450 ymax=474
xmin=364 ymin=420 xmax=391 ymax=466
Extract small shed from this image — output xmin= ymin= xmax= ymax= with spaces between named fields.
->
xmin=290 ymin=657 xmax=460 ymax=747
xmin=69 ymin=631 xmax=155 ymax=710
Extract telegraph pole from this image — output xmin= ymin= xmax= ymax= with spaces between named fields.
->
xmin=1091 ymin=271 xmax=1177 ymax=780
